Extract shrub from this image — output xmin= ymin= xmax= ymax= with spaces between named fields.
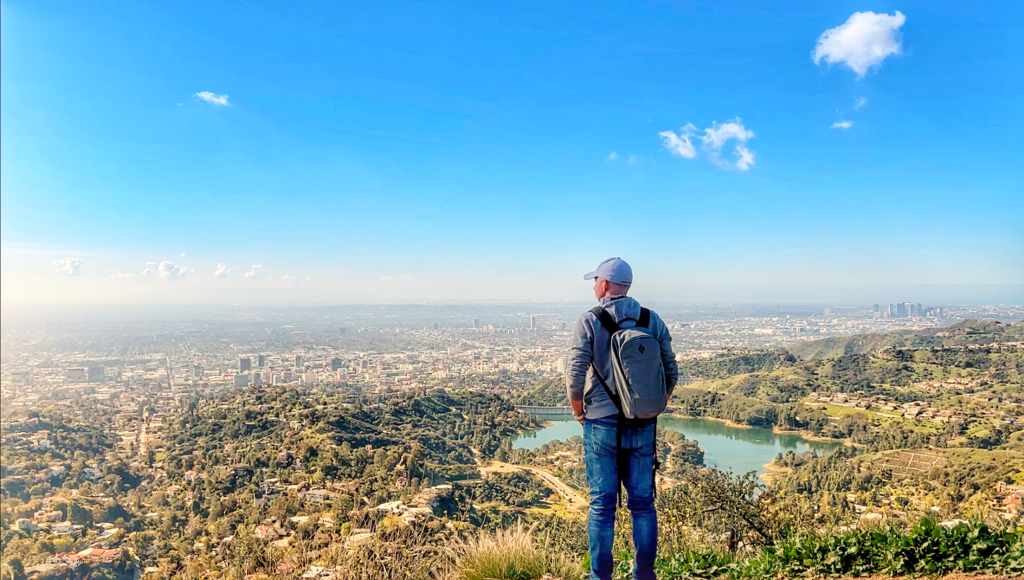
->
xmin=734 ymin=519 xmax=1024 ymax=579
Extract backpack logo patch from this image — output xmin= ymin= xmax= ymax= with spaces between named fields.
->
xmin=638 ymin=344 xmax=646 ymax=354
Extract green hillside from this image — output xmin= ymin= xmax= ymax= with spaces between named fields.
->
xmin=789 ymin=319 xmax=1024 ymax=361
xmin=513 ymin=375 xmax=568 ymax=407
xmin=678 ymin=351 xmax=797 ymax=380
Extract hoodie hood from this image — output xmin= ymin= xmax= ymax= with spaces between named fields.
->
xmin=599 ymin=295 xmax=642 ymax=328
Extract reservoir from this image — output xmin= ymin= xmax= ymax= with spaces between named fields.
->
xmin=513 ymin=414 xmax=841 ymax=476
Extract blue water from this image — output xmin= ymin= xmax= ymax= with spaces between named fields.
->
xmin=513 ymin=415 xmax=840 ymax=476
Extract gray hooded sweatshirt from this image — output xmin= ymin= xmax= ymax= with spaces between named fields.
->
xmin=566 ymin=295 xmax=679 ymax=419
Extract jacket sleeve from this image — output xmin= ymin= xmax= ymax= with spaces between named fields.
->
xmin=655 ymin=314 xmax=679 ymax=393
xmin=566 ymin=313 xmax=594 ymax=402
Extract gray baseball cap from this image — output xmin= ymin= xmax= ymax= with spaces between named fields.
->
xmin=583 ymin=257 xmax=632 ymax=285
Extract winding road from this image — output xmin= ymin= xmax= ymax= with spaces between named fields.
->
xmin=479 ymin=460 xmax=589 ymax=510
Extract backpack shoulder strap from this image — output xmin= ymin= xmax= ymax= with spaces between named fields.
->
xmin=637 ymin=307 xmax=651 ymax=329
xmin=587 ymin=306 xmax=624 ymax=416
xmin=590 ymin=306 xmax=621 ymax=335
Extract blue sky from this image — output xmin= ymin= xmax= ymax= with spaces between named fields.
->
xmin=2 ymin=0 xmax=1022 ymax=305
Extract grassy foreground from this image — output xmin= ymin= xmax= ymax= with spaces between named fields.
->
xmin=443 ymin=518 xmax=1024 ymax=580
xmin=247 ymin=518 xmax=1022 ymax=580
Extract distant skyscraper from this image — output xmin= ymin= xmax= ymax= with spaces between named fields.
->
xmin=530 ymin=316 xmax=537 ymax=330
xmin=823 ymin=308 xmax=831 ymax=317
xmin=873 ymin=304 xmax=880 ymax=313
xmin=888 ymin=303 xmax=897 ymax=318
xmin=239 ymin=357 xmax=252 ymax=373
xmin=473 ymin=318 xmax=480 ymax=329
xmin=257 ymin=354 xmax=267 ymax=367
xmin=896 ymin=303 xmax=908 ymax=318
xmin=252 ymin=373 xmax=263 ymax=387
xmin=339 ymin=327 xmax=347 ymax=334
xmin=295 ymin=355 xmax=304 ymax=369
xmin=331 ymin=357 xmax=343 ymax=371
xmin=916 ymin=303 xmax=923 ymax=317
xmin=87 ymin=366 xmax=105 ymax=383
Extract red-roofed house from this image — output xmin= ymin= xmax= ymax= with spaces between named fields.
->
xmin=76 ymin=547 xmax=118 ymax=562
xmin=46 ymin=552 xmax=82 ymax=568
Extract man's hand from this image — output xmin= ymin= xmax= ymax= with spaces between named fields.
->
xmin=570 ymin=398 xmax=585 ymax=424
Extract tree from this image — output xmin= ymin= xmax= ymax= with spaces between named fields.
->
xmin=1 ymin=558 xmax=26 ymax=580
xmin=68 ymin=501 xmax=94 ymax=526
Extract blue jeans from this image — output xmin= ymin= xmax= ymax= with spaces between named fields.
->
xmin=584 ymin=415 xmax=658 ymax=580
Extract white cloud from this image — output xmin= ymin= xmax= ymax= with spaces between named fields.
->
xmin=109 ymin=273 xmax=135 ymax=279
xmin=831 ymin=121 xmax=854 ymax=129
xmin=606 ymin=151 xmax=618 ymax=162
xmin=281 ymin=274 xmax=295 ymax=283
xmin=53 ymin=258 xmax=82 ymax=276
xmin=735 ymin=146 xmax=755 ymax=170
xmin=700 ymin=120 xmax=755 ymax=150
xmin=658 ymin=124 xmax=698 ymax=159
xmin=243 ymin=264 xmax=262 ymax=279
xmin=194 ymin=91 xmax=230 ymax=106
xmin=854 ymin=96 xmax=868 ymax=110
xmin=813 ymin=11 xmax=906 ymax=77
xmin=214 ymin=263 xmax=231 ymax=277
xmin=142 ymin=260 xmax=189 ymax=279
xmin=661 ymin=118 xmax=756 ymax=170
xmin=180 ymin=252 xmax=187 ymax=258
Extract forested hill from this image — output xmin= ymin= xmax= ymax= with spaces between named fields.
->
xmin=671 ymin=320 xmax=1023 ymax=442
xmin=678 ymin=350 xmax=797 ymax=380
xmin=788 ymin=319 xmax=1023 ymax=360
xmin=513 ymin=375 xmax=568 ymax=407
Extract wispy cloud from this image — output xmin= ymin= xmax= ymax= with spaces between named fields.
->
xmin=243 ymin=264 xmax=262 ymax=279
xmin=734 ymin=146 xmax=755 ymax=170
xmin=660 ymin=118 xmax=756 ymax=170
xmin=831 ymin=121 xmax=854 ymax=130
xmin=109 ymin=273 xmax=135 ymax=279
xmin=813 ymin=11 xmax=906 ymax=77
xmin=281 ymin=274 xmax=295 ymax=283
xmin=606 ymin=151 xmax=619 ymax=162
xmin=659 ymin=125 xmax=697 ymax=159
xmin=627 ymin=155 xmax=640 ymax=165
xmin=854 ymin=96 xmax=868 ymax=111
xmin=53 ymin=258 xmax=82 ymax=276
xmin=142 ymin=261 xmax=189 ymax=279
xmin=194 ymin=91 xmax=230 ymax=106
xmin=180 ymin=252 xmax=187 ymax=258
xmin=214 ymin=263 xmax=231 ymax=278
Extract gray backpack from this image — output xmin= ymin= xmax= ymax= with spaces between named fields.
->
xmin=590 ymin=306 xmax=667 ymax=420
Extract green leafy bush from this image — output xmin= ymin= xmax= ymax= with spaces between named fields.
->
xmin=733 ymin=519 xmax=1024 ymax=579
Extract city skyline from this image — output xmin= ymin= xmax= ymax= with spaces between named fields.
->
xmin=2 ymin=1 xmax=1022 ymax=305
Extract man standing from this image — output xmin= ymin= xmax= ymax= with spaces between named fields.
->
xmin=567 ymin=257 xmax=678 ymax=580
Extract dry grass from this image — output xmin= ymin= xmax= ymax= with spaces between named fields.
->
xmin=444 ymin=521 xmax=585 ymax=580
